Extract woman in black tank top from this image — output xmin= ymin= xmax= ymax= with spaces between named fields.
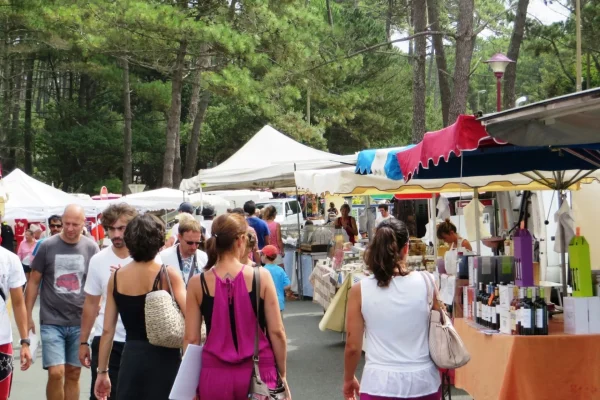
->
xmin=94 ymin=215 xmax=186 ymax=400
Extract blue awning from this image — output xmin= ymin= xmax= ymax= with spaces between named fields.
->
xmin=355 ymin=145 xmax=414 ymax=180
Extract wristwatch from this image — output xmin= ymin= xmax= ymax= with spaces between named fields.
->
xmin=97 ymin=368 xmax=109 ymax=375
xmin=20 ymin=339 xmax=31 ymax=347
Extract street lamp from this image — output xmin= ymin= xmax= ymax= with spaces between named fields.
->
xmin=484 ymin=53 xmax=514 ymax=112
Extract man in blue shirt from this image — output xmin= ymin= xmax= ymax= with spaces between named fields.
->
xmin=261 ymin=245 xmax=291 ymax=313
xmin=244 ymin=201 xmax=270 ymax=249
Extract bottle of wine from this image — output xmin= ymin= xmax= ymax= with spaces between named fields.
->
xmin=484 ymin=284 xmax=492 ymax=328
xmin=510 ymin=286 xmax=519 ymax=335
xmin=521 ymin=287 xmax=536 ymax=336
xmin=476 ymin=282 xmax=483 ymax=325
xmin=535 ymin=286 xmax=549 ymax=335
xmin=517 ymin=287 xmax=526 ymax=335
xmin=491 ymin=286 xmax=500 ymax=330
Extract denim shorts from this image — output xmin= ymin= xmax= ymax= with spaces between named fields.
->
xmin=40 ymin=325 xmax=82 ymax=369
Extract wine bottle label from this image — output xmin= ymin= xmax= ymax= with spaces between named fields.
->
xmin=483 ymin=305 xmax=488 ymax=322
xmin=491 ymin=307 xmax=497 ymax=323
xmin=510 ymin=309 xmax=517 ymax=330
xmin=516 ymin=308 xmax=522 ymax=325
xmin=522 ymin=309 xmax=532 ymax=329
xmin=536 ymin=309 xmax=545 ymax=329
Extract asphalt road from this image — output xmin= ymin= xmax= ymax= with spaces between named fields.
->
xmin=9 ymin=300 xmax=471 ymax=399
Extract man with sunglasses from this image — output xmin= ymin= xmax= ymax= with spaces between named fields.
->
xmin=160 ymin=218 xmax=207 ymax=286
xmin=31 ymin=215 xmax=63 ymax=258
xmin=78 ymin=203 xmax=137 ymax=400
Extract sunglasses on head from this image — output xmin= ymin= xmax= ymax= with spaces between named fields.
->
xmin=185 ymin=240 xmax=203 ymax=246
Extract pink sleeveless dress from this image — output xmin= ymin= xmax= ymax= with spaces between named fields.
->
xmin=198 ymin=266 xmax=278 ymax=399
xmin=266 ymin=221 xmax=281 ymax=253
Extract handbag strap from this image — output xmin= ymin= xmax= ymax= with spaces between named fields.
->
xmin=253 ymin=266 xmax=261 ymax=362
xmin=161 ymin=264 xmax=176 ymax=301
xmin=420 ymin=271 xmax=437 ymax=310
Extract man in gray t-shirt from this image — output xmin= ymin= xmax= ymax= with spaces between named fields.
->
xmin=25 ymin=205 xmax=99 ymax=400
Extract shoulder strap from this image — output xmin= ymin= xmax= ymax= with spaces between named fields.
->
xmin=253 ymin=266 xmax=261 ymax=362
xmin=200 ymin=272 xmax=209 ymax=296
xmin=113 ymin=268 xmax=119 ymax=295
xmin=161 ymin=265 xmax=176 ymax=300
xmin=187 ymin=254 xmax=197 ymax=284
xmin=420 ymin=271 xmax=434 ymax=310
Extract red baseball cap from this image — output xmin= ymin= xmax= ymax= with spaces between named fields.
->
xmin=262 ymin=245 xmax=279 ymax=258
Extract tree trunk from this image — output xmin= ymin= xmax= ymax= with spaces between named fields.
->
xmin=386 ymin=0 xmax=394 ymax=42
xmin=502 ymin=0 xmax=529 ymax=110
xmin=427 ymin=0 xmax=451 ymax=126
xmin=411 ymin=0 xmax=427 ymax=142
xmin=24 ymin=54 xmax=35 ymax=174
xmin=121 ymin=58 xmax=133 ymax=195
xmin=183 ymin=90 xmax=211 ymax=179
xmin=326 ymin=0 xmax=334 ymax=27
xmin=173 ymin=130 xmax=182 ymax=188
xmin=8 ymin=59 xmax=23 ymax=171
xmin=448 ymin=0 xmax=475 ymax=125
xmin=162 ymin=40 xmax=187 ymax=188
xmin=187 ymin=61 xmax=202 ymax=125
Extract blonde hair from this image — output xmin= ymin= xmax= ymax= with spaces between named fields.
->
xmin=178 ymin=218 xmax=202 ymax=235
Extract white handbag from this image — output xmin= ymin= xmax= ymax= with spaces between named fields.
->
xmin=420 ymin=272 xmax=470 ymax=369
xmin=145 ymin=265 xmax=185 ymax=349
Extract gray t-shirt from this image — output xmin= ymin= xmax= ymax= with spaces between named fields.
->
xmin=31 ymin=234 xmax=99 ymax=326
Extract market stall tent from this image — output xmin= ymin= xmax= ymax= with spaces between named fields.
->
xmin=179 ymin=125 xmax=355 ymax=191
xmin=2 ymin=169 xmax=99 ymax=219
xmin=121 ymin=187 xmax=231 ymax=214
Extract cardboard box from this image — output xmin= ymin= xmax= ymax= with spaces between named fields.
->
xmin=588 ymin=297 xmax=600 ymax=334
xmin=499 ymin=284 xmax=516 ymax=309
xmin=453 ymin=279 xmax=469 ymax=319
xmin=514 ymin=228 xmax=534 ymax=287
xmin=462 ymin=286 xmax=475 ymax=320
xmin=496 ymin=256 xmax=515 ymax=285
xmin=499 ymin=306 xmax=511 ymax=334
xmin=564 ymin=297 xmax=590 ymax=334
xmin=468 ymin=257 xmax=475 ymax=287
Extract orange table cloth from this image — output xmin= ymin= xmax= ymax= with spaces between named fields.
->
xmin=454 ymin=318 xmax=600 ymax=400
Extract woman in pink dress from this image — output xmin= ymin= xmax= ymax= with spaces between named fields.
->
xmin=263 ymin=205 xmax=284 ymax=263
xmin=17 ymin=229 xmax=37 ymax=280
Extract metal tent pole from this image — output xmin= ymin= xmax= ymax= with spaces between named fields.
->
xmin=558 ymin=191 xmax=568 ymax=298
xmin=294 ymin=163 xmax=303 ymax=300
xmin=474 ymin=189 xmax=481 ymax=255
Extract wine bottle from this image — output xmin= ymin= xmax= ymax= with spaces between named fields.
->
xmin=477 ymin=282 xmax=484 ymax=325
xmin=510 ymin=286 xmax=519 ymax=335
xmin=517 ymin=287 xmax=526 ymax=335
xmin=491 ymin=286 xmax=500 ymax=330
xmin=484 ymin=284 xmax=491 ymax=328
xmin=521 ymin=288 xmax=535 ymax=336
xmin=535 ymin=286 xmax=549 ymax=335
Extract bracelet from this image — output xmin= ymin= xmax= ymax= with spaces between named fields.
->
xmin=80 ymin=342 xmax=89 ymax=347
xmin=97 ymin=368 xmax=109 ymax=374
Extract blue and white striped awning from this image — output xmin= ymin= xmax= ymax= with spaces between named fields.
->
xmin=355 ymin=145 xmax=414 ymax=180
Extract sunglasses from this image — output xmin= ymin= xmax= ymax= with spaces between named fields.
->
xmin=50 ymin=224 xmax=62 ymax=228
xmin=185 ymin=240 xmax=203 ymax=246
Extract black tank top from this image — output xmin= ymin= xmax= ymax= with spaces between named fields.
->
xmin=113 ymin=268 xmax=162 ymax=342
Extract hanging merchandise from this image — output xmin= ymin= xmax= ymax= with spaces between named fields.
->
xmin=437 ymin=196 xmax=451 ymax=221
xmin=513 ymin=227 xmax=534 ymax=288
xmin=554 ymin=201 xmax=576 ymax=253
xmin=463 ymin=199 xmax=491 ymax=242
xmin=568 ymin=231 xmax=594 ymax=297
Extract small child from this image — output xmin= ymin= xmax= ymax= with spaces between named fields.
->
xmin=261 ymin=245 xmax=291 ymax=314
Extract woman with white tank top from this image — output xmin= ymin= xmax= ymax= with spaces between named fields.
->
xmin=343 ymin=218 xmax=441 ymax=400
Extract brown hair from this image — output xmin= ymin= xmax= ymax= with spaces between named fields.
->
xmin=204 ymin=213 xmax=248 ymax=270
xmin=178 ymin=218 xmax=202 ymax=235
xmin=263 ymin=205 xmax=277 ymax=221
xmin=124 ymin=214 xmax=165 ymax=262
xmin=436 ymin=218 xmax=457 ymax=240
xmin=364 ymin=218 xmax=410 ymax=287
xmin=101 ymin=203 xmax=138 ymax=228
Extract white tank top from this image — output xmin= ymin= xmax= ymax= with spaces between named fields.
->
xmin=360 ymin=273 xmax=441 ymax=397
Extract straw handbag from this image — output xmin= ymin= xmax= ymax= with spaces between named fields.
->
xmin=420 ymin=272 xmax=470 ymax=369
xmin=145 ymin=265 xmax=184 ymax=349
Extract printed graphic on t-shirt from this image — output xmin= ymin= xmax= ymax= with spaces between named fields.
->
xmin=54 ymin=254 xmax=85 ymax=294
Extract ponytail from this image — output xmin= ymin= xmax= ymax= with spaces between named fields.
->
xmin=364 ymin=219 xmax=409 ymax=287
xmin=202 ymin=213 xmax=247 ymax=270
xmin=204 ymin=236 xmax=218 ymax=270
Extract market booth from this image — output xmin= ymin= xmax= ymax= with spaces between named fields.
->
xmin=297 ymin=103 xmax=600 ymax=400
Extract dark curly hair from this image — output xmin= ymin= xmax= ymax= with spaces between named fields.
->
xmin=124 ymin=214 xmax=165 ymax=262
xmin=364 ymin=218 xmax=410 ymax=287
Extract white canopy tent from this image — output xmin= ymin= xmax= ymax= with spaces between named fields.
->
xmin=120 ymin=187 xmax=231 ymax=215
xmin=1 ymin=169 xmax=99 ymax=220
xmin=180 ymin=125 xmax=355 ymax=191
xmin=294 ymin=167 xmax=600 ymax=195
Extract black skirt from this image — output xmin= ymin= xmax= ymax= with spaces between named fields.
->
xmin=116 ymin=340 xmax=181 ymax=400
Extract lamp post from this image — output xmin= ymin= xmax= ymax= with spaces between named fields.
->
xmin=484 ymin=53 xmax=514 ymax=112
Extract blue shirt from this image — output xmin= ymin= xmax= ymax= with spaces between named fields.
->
xmin=247 ymin=217 xmax=270 ymax=249
xmin=32 ymin=238 xmax=46 ymax=256
xmin=264 ymin=264 xmax=291 ymax=311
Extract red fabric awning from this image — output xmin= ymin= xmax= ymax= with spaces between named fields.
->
xmin=396 ymin=115 xmax=504 ymax=181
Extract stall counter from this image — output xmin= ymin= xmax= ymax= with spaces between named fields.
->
xmin=454 ymin=318 xmax=600 ymax=400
